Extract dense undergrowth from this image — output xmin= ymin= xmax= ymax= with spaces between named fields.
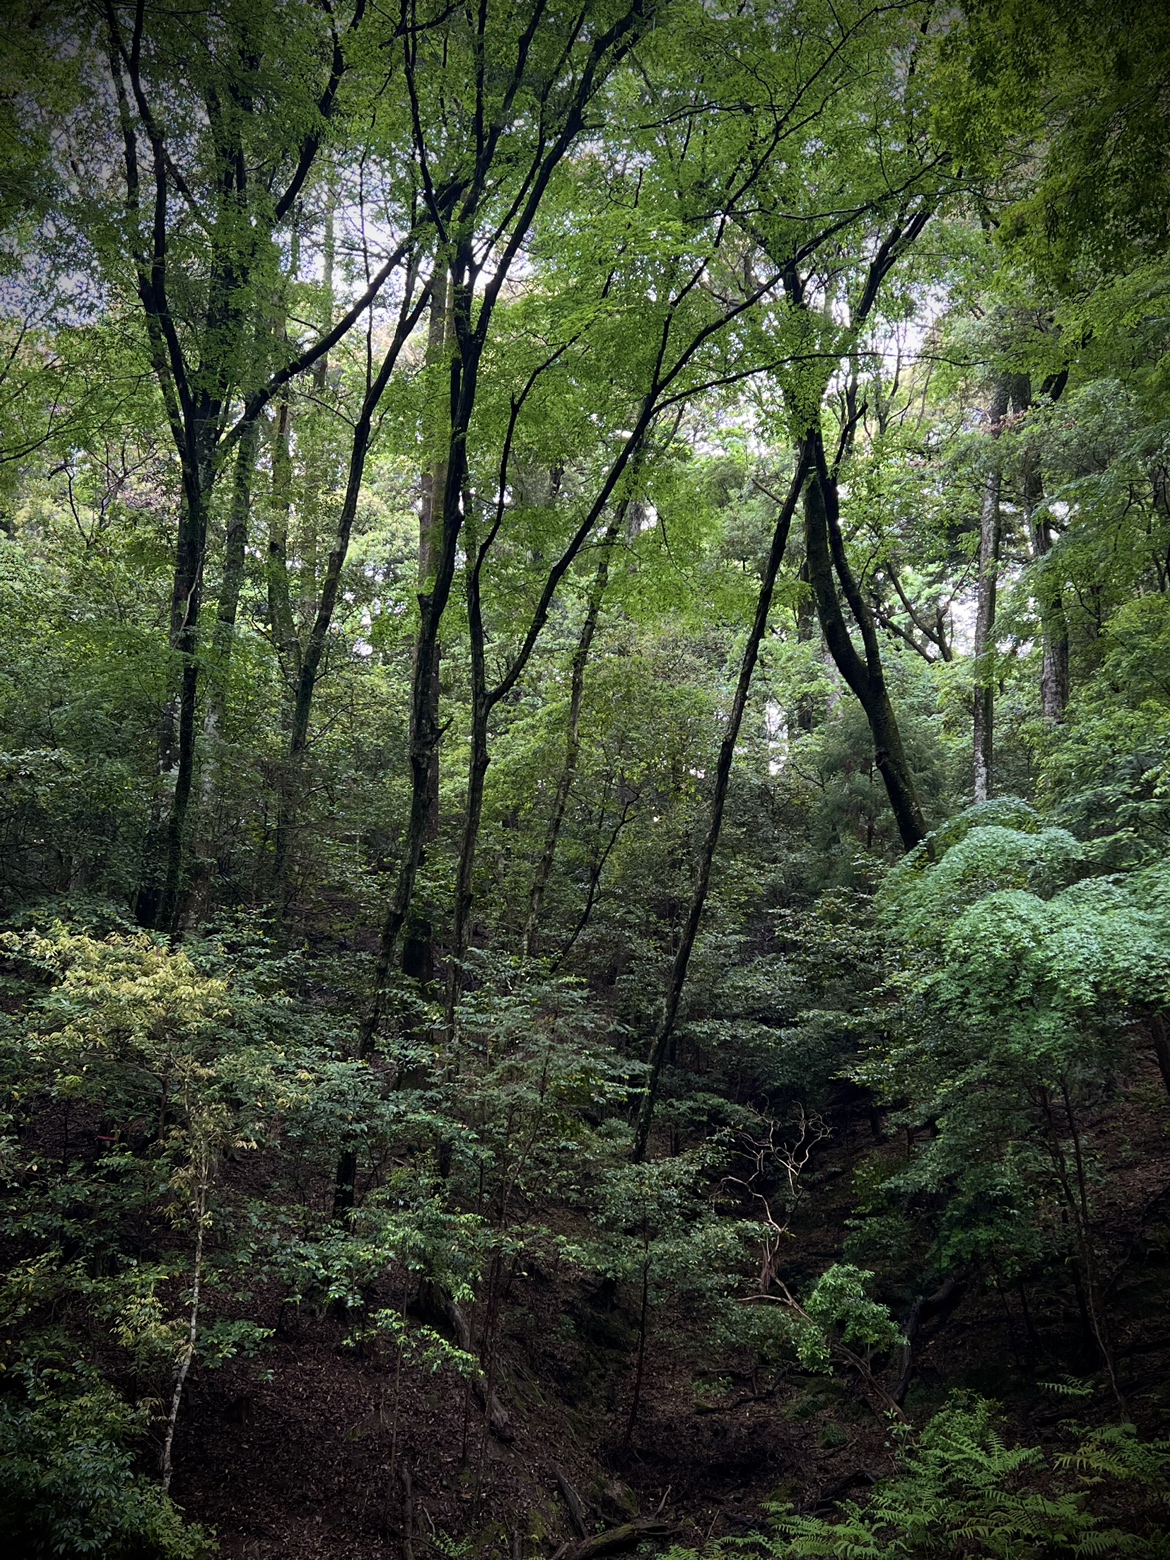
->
xmin=4 ymin=788 xmax=1170 ymax=1555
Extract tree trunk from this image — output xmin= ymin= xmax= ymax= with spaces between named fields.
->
xmin=1039 ymin=596 xmax=1070 ymax=722
xmin=361 ymin=276 xmax=481 ymax=1056
xmin=446 ymin=424 xmax=653 ymax=1025
xmin=273 ymin=270 xmax=428 ymax=905
xmin=795 ymin=556 xmax=820 ymax=734
xmin=185 ymin=417 xmax=260 ymax=925
xmin=363 ymin=2 xmax=663 ymax=1047
xmin=156 ymin=441 xmax=216 ymax=934
xmin=105 ymin=0 xmax=374 ymax=931
xmin=448 ymin=665 xmax=490 ymax=1037
xmin=973 ymin=381 xmax=1011 ymax=803
xmin=267 ymin=392 xmax=301 ymax=899
xmin=268 ymin=394 xmax=301 ymax=690
xmin=403 ymin=265 xmax=449 ymax=983
xmin=633 ymin=447 xmax=809 ymax=1161
xmin=160 ymin=1129 xmax=211 ymax=1493
xmin=1150 ymin=1014 xmax=1170 ymax=1097
xmin=621 ymin=1261 xmax=650 ymax=1451
xmin=553 ymin=787 xmax=638 ymax=969
xmin=524 ymin=512 xmax=622 ymax=958
xmin=801 ymin=429 xmax=926 ymax=853
xmin=207 ymin=417 xmax=258 ymax=726
xmin=1017 ymin=371 xmax=1071 ymax=722
xmin=1024 ymin=443 xmax=1069 ymax=723
xmin=1031 ymin=532 xmax=1069 ymax=724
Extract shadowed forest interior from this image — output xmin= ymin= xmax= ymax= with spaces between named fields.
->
xmin=3 ymin=1 xmax=1170 ymax=1554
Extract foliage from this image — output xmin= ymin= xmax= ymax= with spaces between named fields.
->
xmin=721 ymin=1398 xmax=1170 ymax=1558
xmin=880 ymin=807 xmax=1085 ymax=949
xmin=0 ymin=1360 xmax=211 ymax=1558
xmin=0 ymin=0 xmax=1168 ymax=1547
xmin=794 ymin=1265 xmax=904 ymax=1373
xmin=662 ymin=1404 xmax=1170 ymax=1559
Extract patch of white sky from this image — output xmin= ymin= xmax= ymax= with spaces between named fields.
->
xmin=674 ymin=277 xmax=962 ymax=767
xmin=687 ymin=281 xmax=950 ymax=464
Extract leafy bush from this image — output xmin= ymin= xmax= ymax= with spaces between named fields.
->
xmin=880 ymin=804 xmax=1085 ymax=950
xmin=795 ymin=1264 xmax=904 ymax=1373
xmin=0 ymin=1362 xmax=210 ymax=1557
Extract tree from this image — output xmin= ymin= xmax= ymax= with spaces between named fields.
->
xmin=358 ymin=0 xmax=658 ymax=1047
xmin=39 ymin=0 xmax=421 ymax=927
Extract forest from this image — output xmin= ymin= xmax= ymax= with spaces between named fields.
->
xmin=2 ymin=0 xmax=1170 ymax=1554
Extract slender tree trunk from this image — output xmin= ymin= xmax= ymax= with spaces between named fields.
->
xmin=274 ymin=269 xmax=428 ymax=905
xmin=795 ymin=557 xmax=820 ymax=734
xmin=633 ymin=447 xmax=809 ymax=1162
xmin=338 ymin=275 xmax=469 ymax=1216
xmin=362 ymin=1 xmax=663 ymax=1049
xmin=1052 ymin=1083 xmax=1126 ymax=1412
xmin=332 ymin=1146 xmax=360 ymax=1222
xmin=1151 ymin=1013 xmax=1170 ymax=1097
xmin=296 ymin=186 xmax=336 ymax=637
xmin=524 ymin=512 xmax=622 ymax=957
xmin=1039 ymin=589 xmax=1070 ymax=721
xmin=184 ymin=417 xmax=259 ymax=925
xmin=446 ymin=430 xmax=651 ymax=1028
xmin=271 ymin=406 xmax=377 ymax=904
xmin=621 ymin=1261 xmax=651 ymax=1451
xmin=268 ymin=396 xmax=301 ymax=685
xmin=552 ymin=788 xmax=637 ymax=969
xmin=267 ymin=392 xmax=302 ymax=897
xmin=973 ymin=382 xmax=1010 ymax=803
xmin=1016 ymin=371 xmax=1071 ymax=722
xmin=160 ymin=1131 xmax=210 ymax=1494
xmin=1148 ymin=1010 xmax=1170 ymax=1098
xmin=403 ymin=266 xmax=449 ymax=984
xmin=106 ymin=0 xmax=365 ymax=931
xmin=207 ymin=418 xmax=259 ymax=729
xmin=360 ymin=272 xmax=480 ymax=1059
xmin=448 ymin=664 xmax=490 ymax=1037
xmin=369 ymin=368 xmax=651 ymax=1053
xmin=1024 ymin=443 xmax=1069 ymax=723
xmin=471 ymin=1251 xmax=504 ymax=1520
xmin=157 ymin=440 xmax=216 ymax=934
xmin=800 ymin=428 xmax=926 ymax=854
xmin=365 ymin=522 xmax=459 ymax=1002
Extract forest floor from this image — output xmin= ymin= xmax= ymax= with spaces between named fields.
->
xmin=169 ymin=1057 xmax=1170 ymax=1560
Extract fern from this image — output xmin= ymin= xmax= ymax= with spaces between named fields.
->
xmin=1038 ymin=1376 xmax=1096 ymax=1400
xmin=1055 ymin=1422 xmax=1170 ymax=1485
xmin=665 ymin=1397 xmax=1170 ymax=1560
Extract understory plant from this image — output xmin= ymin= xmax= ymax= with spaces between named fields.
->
xmin=665 ymin=1397 xmax=1170 ymax=1559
